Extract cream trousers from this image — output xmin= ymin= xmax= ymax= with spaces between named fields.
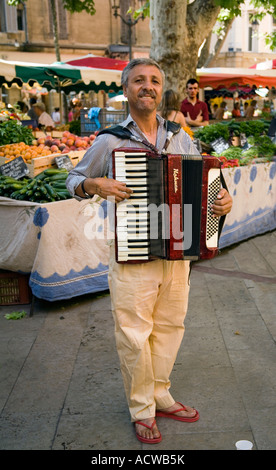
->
xmin=108 ymin=243 xmax=190 ymax=422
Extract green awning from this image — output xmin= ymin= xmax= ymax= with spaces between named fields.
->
xmin=0 ymin=59 xmax=122 ymax=94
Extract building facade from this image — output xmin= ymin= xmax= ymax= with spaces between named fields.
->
xmin=0 ymin=0 xmax=275 ymax=114
xmin=0 ymin=0 xmax=151 ymax=63
xmin=0 ymin=0 xmax=275 ymax=66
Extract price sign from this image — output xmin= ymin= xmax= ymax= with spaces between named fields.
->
xmin=0 ymin=156 xmax=29 ymax=179
xmin=55 ymin=155 xmax=74 ymax=171
xmin=211 ymin=137 xmax=230 ymax=154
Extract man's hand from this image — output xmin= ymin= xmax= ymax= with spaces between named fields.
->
xmin=80 ymin=177 xmax=133 ymax=202
xmin=94 ymin=177 xmax=133 ymax=202
xmin=211 ymin=188 xmax=232 ymax=217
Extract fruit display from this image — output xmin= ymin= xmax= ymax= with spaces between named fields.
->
xmin=33 ymin=130 xmax=96 ymax=154
xmin=0 ymin=130 xmax=96 ymax=164
xmin=0 ymin=169 xmax=71 ymax=203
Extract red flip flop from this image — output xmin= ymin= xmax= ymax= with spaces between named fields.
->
xmin=156 ymin=402 xmax=200 ymax=422
xmin=135 ymin=419 xmax=162 ymax=444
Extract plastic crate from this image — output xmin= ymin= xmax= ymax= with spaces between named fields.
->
xmin=80 ymin=108 xmax=127 ymax=136
xmin=0 ymin=271 xmax=32 ymax=305
xmin=21 ymin=119 xmax=38 ymax=128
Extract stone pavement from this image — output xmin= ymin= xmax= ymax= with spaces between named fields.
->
xmin=0 ymin=231 xmax=275 ymax=451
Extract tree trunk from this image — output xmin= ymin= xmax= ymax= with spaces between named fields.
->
xmin=202 ymin=17 xmax=235 ymax=68
xmin=50 ymin=0 xmax=61 ymax=62
xmin=149 ymin=0 xmax=221 ymax=96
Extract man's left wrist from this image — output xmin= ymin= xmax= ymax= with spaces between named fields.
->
xmin=81 ymin=179 xmax=92 ymax=198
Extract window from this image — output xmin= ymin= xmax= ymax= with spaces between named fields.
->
xmin=0 ymin=0 xmax=24 ymax=32
xmin=248 ymin=13 xmax=259 ymax=52
xmin=17 ymin=8 xmax=24 ymax=31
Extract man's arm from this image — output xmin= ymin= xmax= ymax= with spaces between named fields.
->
xmin=185 ymin=110 xmax=209 ymax=127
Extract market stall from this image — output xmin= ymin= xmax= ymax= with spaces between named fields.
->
xmin=0 ymin=58 xmax=124 ymax=93
xmin=0 ymin=62 xmax=275 ymax=302
xmin=0 ymin=160 xmax=275 ymax=302
xmin=197 ymin=66 xmax=276 ymax=89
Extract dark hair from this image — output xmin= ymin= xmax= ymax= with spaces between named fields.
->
xmin=29 ymin=97 xmax=37 ymax=105
xmin=16 ymin=101 xmax=28 ymax=112
xmin=121 ymin=58 xmax=165 ymax=87
xmin=159 ymin=89 xmax=180 ymax=120
xmin=186 ymin=78 xmax=199 ymax=87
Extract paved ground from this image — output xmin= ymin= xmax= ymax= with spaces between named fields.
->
xmin=0 ymin=230 xmax=275 ymax=452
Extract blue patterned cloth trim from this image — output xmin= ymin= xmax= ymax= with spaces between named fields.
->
xmin=29 ymin=264 xmax=109 ymax=301
xmin=219 ymin=206 xmax=276 ymax=248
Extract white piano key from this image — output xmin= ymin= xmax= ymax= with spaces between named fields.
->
xmin=117 ymin=232 xmax=149 ymax=241
xmin=118 ymin=254 xmax=149 ymax=261
xmin=117 ymin=241 xmax=149 ymax=247
xmin=115 ymin=163 xmax=148 ymax=169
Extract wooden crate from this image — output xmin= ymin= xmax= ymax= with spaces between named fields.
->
xmin=0 ymin=271 xmax=32 ymax=305
xmin=0 ymin=150 xmax=85 ymax=178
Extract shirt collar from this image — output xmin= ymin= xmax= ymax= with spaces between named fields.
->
xmin=120 ymin=113 xmax=166 ymax=130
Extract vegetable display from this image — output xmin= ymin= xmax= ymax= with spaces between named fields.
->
xmin=194 ymin=118 xmax=275 ymax=168
xmin=0 ymin=120 xmax=34 ymax=146
xmin=0 ymin=168 xmax=71 ymax=203
xmin=193 ymin=119 xmax=272 ymax=143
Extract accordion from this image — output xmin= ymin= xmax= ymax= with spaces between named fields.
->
xmin=112 ymin=148 xmax=223 ymax=263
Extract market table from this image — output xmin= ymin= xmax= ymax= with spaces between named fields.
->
xmin=0 ymin=162 xmax=275 ymax=301
xmin=219 ymin=161 xmax=276 ymax=248
xmin=0 ymin=196 xmax=111 ymax=301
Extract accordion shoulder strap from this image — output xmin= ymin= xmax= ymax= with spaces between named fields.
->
xmin=97 ymin=125 xmax=133 ymax=140
xmin=97 ymin=121 xmax=181 ymax=153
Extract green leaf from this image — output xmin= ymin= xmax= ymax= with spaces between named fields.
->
xmin=4 ymin=310 xmax=27 ymax=320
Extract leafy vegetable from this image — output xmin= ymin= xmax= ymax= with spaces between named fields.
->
xmin=69 ymin=119 xmax=81 ymax=136
xmin=253 ymin=135 xmax=276 ymax=158
xmin=212 ymin=146 xmax=243 ymax=159
xmin=0 ymin=120 xmax=33 ymax=146
xmin=4 ymin=310 xmax=27 ymax=320
xmin=194 ymin=118 xmax=272 ymax=144
xmin=193 ymin=122 xmax=230 ymax=144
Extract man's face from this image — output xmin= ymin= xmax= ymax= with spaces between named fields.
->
xmin=186 ymin=83 xmax=199 ymax=100
xmin=123 ymin=64 xmax=163 ymax=114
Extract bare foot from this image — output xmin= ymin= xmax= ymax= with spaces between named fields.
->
xmin=160 ymin=402 xmax=197 ymax=419
xmin=156 ymin=402 xmax=199 ymax=422
xmin=135 ymin=418 xmax=161 ymax=441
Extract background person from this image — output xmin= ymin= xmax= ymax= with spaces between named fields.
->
xmin=180 ymin=78 xmax=209 ymax=127
xmin=214 ymin=101 xmax=227 ymax=120
xmin=159 ymin=89 xmax=187 ymax=127
xmin=52 ymin=107 xmax=61 ymax=125
xmin=27 ymin=97 xmax=38 ymax=121
xmin=232 ymin=102 xmax=241 ymax=118
xmin=211 ymin=103 xmax=218 ymax=119
xmin=32 ymin=102 xmax=55 ymax=130
xmin=244 ymin=99 xmax=257 ymax=119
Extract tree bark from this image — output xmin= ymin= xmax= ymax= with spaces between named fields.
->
xmin=202 ymin=17 xmax=235 ymax=68
xmin=50 ymin=0 xmax=61 ymax=62
xmin=149 ymin=0 xmax=221 ymax=96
